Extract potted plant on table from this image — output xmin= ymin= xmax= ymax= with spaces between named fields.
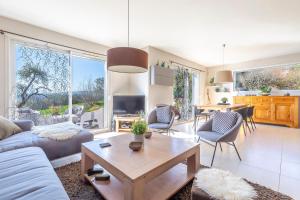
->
xmin=259 ymin=86 xmax=272 ymax=96
xmin=131 ymin=120 xmax=147 ymax=143
xmin=219 ymin=97 xmax=229 ymax=105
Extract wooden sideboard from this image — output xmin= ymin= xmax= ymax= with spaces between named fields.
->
xmin=233 ymin=96 xmax=299 ymax=128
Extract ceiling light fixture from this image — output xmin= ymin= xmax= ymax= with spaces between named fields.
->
xmin=107 ymin=0 xmax=148 ymax=73
xmin=214 ymin=44 xmax=233 ymax=83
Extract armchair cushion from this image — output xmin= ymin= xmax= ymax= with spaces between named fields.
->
xmin=212 ymin=111 xmax=238 ymax=134
xmin=156 ymin=106 xmax=171 ymax=124
xmin=198 ymin=131 xmax=223 ymax=142
xmin=148 ymin=123 xmax=170 ymax=129
xmin=0 ymin=116 xmax=22 ymax=140
xmin=197 ymin=119 xmax=213 ymax=132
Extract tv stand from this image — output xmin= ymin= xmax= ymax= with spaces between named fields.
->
xmin=114 ymin=115 xmax=141 ymax=132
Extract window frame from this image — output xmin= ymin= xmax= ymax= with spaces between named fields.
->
xmin=6 ymin=35 xmax=108 ymax=130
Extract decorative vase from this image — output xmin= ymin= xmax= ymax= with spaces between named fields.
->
xmin=134 ymin=134 xmax=144 ymax=143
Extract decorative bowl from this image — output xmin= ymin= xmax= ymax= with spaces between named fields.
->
xmin=129 ymin=141 xmax=143 ymax=151
xmin=144 ymin=131 xmax=152 ymax=139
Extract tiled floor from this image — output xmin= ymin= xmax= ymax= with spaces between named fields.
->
xmin=173 ymin=121 xmax=300 ymax=200
xmin=52 ymin=122 xmax=300 ymax=199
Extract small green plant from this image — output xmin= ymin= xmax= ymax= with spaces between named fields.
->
xmin=215 ymin=87 xmax=221 ymax=92
xmin=156 ymin=60 xmax=170 ymax=68
xmin=221 ymin=97 xmax=228 ymax=103
xmin=259 ymin=85 xmax=271 ymax=93
xmin=209 ymin=77 xmax=215 ymax=86
xmin=131 ymin=120 xmax=147 ymax=135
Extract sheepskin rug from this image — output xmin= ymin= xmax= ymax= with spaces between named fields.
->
xmin=194 ymin=168 xmax=257 ymax=200
xmin=32 ymin=121 xmax=82 ymax=140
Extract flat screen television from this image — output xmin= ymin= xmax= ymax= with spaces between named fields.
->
xmin=113 ymin=95 xmax=145 ymax=115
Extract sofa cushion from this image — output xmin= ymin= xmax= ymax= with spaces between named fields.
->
xmin=0 ymin=116 xmax=22 ymax=140
xmin=13 ymin=120 xmax=34 ymax=132
xmin=0 ymin=129 xmax=93 ymax=160
xmin=156 ymin=106 xmax=171 ymax=124
xmin=0 ymin=147 xmax=69 ymax=200
xmin=212 ymin=111 xmax=238 ymax=134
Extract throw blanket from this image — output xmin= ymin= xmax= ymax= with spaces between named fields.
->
xmin=194 ymin=168 xmax=257 ymax=200
xmin=32 ymin=122 xmax=83 ymax=141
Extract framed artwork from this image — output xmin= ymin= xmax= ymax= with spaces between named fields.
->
xmin=234 ymin=63 xmax=300 ymax=91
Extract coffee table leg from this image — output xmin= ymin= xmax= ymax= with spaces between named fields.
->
xmin=187 ymin=147 xmax=200 ymax=175
xmin=124 ymin=179 xmax=145 ymax=200
xmin=81 ymin=151 xmax=94 ymax=182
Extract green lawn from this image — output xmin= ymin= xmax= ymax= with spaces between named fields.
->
xmin=39 ymin=101 xmax=104 ymax=116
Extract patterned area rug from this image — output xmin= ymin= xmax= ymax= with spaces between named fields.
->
xmin=55 ymin=162 xmax=292 ymax=200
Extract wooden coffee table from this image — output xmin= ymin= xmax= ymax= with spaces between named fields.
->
xmin=81 ymin=133 xmax=200 ymax=200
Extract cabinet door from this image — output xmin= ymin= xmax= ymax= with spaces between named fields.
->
xmin=234 ymin=96 xmax=251 ymax=104
xmin=274 ymin=103 xmax=293 ymax=122
xmin=254 ymin=106 xmax=271 ymax=121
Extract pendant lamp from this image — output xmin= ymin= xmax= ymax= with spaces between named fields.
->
xmin=214 ymin=44 xmax=233 ymax=83
xmin=107 ymin=0 xmax=148 ymax=73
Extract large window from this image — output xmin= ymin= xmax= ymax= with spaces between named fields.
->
xmin=12 ymin=41 xmax=106 ymax=130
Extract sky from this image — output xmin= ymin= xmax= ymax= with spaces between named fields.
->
xmin=16 ymin=44 xmax=105 ymax=92
xmin=72 ymin=56 xmax=105 ymax=91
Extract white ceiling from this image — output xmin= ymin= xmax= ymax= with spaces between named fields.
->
xmin=1 ymin=0 xmax=300 ymax=66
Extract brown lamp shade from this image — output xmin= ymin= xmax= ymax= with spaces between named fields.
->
xmin=107 ymin=47 xmax=148 ymax=73
xmin=214 ymin=70 xmax=233 ymax=83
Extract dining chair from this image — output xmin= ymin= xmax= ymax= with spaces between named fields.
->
xmin=247 ymin=106 xmax=256 ymax=131
xmin=235 ymin=107 xmax=251 ymax=135
xmin=193 ymin=106 xmax=205 ymax=130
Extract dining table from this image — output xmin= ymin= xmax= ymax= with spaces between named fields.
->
xmin=196 ymin=104 xmax=247 ymax=111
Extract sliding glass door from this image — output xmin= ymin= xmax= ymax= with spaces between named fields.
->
xmin=15 ymin=43 xmax=70 ymax=125
xmin=72 ymin=55 xmax=105 ymax=129
xmin=12 ymin=41 xmax=106 ymax=129
xmin=173 ymin=66 xmax=200 ymax=121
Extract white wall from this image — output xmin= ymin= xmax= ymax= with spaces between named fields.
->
xmin=146 ymin=46 xmax=207 ymax=111
xmin=0 ymin=34 xmax=5 ymax=116
xmin=206 ymin=53 xmax=300 ymax=104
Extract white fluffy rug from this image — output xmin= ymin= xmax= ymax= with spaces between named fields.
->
xmin=194 ymin=168 xmax=257 ymax=200
xmin=32 ymin=121 xmax=82 ymax=140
